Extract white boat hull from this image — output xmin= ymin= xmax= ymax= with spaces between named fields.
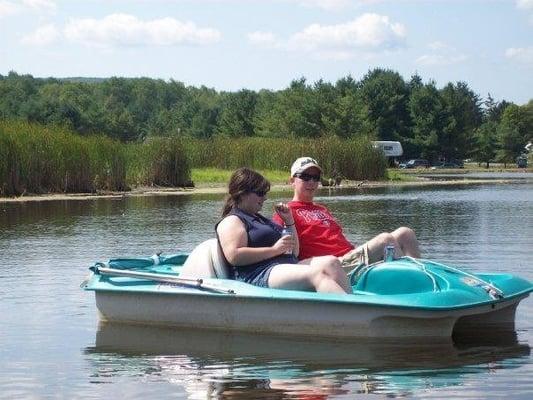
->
xmin=94 ymin=291 xmax=525 ymax=340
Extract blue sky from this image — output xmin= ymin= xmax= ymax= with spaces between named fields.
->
xmin=1 ymin=0 xmax=532 ymax=104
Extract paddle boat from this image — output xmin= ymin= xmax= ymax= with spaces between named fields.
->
xmin=82 ymin=239 xmax=533 ymax=341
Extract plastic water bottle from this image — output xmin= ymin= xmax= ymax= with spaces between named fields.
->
xmin=281 ymin=225 xmax=293 ymax=255
xmin=384 ymin=244 xmax=395 ymax=262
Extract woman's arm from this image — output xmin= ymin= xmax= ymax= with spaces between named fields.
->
xmin=217 ymin=215 xmax=292 ymax=266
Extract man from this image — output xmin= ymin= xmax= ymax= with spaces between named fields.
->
xmin=272 ymin=157 xmax=421 ymax=266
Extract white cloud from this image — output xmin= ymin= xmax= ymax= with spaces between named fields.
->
xmin=0 ymin=1 xmax=20 ymax=18
xmin=0 ymin=0 xmax=55 ymax=18
xmin=428 ymin=41 xmax=451 ymax=51
xmin=288 ymin=0 xmax=397 ymax=9
xmin=22 ymin=0 xmax=56 ymax=11
xmin=516 ymin=0 xmax=533 ymax=10
xmin=505 ymin=47 xmax=533 ymax=64
xmin=21 ymin=23 xmax=59 ymax=46
xmin=415 ymin=41 xmax=467 ymax=66
xmin=63 ymin=14 xmax=221 ymax=48
xmin=415 ymin=54 xmax=467 ymax=66
xmin=288 ymin=13 xmax=406 ymax=53
xmin=247 ymin=31 xmax=280 ymax=48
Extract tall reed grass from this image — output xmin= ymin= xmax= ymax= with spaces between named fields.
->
xmin=1 ymin=121 xmax=385 ymax=197
xmin=0 ymin=121 xmax=191 ymax=196
xmin=185 ymin=136 xmax=387 ymax=180
xmin=126 ymin=137 xmax=192 ymax=187
xmin=0 ymin=120 xmax=127 ymax=195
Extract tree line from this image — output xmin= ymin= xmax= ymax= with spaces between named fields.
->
xmin=1 ymin=69 xmax=531 ymax=166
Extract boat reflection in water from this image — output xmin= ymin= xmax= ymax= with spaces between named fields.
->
xmin=85 ymin=322 xmax=530 ymax=398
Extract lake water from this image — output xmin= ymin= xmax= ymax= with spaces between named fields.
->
xmin=1 ymin=180 xmax=532 ymax=399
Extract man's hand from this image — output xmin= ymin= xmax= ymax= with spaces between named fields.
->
xmin=273 ymin=202 xmax=294 ymax=225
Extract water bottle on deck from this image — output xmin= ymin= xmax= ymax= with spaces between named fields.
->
xmin=384 ymin=244 xmax=395 ymax=262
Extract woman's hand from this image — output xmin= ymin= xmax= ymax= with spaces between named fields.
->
xmin=273 ymin=202 xmax=294 ymax=226
xmin=273 ymin=234 xmax=294 ymax=255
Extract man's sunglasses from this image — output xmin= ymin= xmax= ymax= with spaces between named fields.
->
xmin=250 ymin=189 xmax=268 ymax=197
xmin=294 ymin=173 xmax=321 ymax=182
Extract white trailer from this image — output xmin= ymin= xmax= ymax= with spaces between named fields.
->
xmin=372 ymin=141 xmax=403 ymax=157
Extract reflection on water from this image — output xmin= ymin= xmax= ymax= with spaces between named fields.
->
xmin=86 ymin=323 xmax=530 ymax=399
xmin=1 ymin=180 xmax=532 ymax=399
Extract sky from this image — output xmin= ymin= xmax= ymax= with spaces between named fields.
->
xmin=1 ymin=0 xmax=532 ymax=104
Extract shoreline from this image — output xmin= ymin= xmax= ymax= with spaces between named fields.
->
xmin=1 ymin=175 xmax=530 ymax=203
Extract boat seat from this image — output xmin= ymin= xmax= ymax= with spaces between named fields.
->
xmin=179 ymin=238 xmax=231 ymax=279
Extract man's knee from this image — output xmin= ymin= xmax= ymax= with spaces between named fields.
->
xmin=375 ymin=232 xmax=395 ymax=246
xmin=394 ymin=226 xmax=416 ymax=241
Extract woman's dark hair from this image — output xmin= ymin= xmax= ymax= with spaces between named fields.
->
xmin=222 ymin=167 xmax=270 ymax=217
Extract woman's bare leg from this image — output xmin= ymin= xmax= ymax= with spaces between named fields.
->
xmin=268 ymin=256 xmax=351 ymax=294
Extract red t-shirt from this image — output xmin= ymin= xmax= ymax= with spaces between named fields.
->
xmin=272 ymin=201 xmax=354 ymax=260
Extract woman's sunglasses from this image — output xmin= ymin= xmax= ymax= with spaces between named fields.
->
xmin=294 ymin=173 xmax=321 ymax=182
xmin=250 ymin=189 xmax=268 ymax=197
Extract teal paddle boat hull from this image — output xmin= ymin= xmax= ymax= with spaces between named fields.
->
xmin=82 ymin=255 xmax=532 ymax=341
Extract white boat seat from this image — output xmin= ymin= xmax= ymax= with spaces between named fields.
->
xmin=179 ymin=238 xmax=231 ymax=279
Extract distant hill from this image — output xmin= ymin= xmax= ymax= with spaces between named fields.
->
xmin=59 ymin=77 xmax=108 ymax=83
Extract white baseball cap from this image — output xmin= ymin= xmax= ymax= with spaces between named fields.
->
xmin=290 ymin=157 xmax=322 ymax=177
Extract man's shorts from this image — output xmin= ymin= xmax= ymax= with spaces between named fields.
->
xmin=339 ymin=243 xmax=370 ymax=271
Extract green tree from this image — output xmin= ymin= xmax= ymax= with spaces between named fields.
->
xmin=255 ymin=78 xmax=322 ymax=137
xmin=173 ymin=86 xmax=221 ymax=138
xmin=496 ymin=123 xmax=522 ymax=166
xmin=217 ymin=89 xmax=258 ymax=137
xmin=99 ymin=78 xmax=140 ymax=141
xmin=500 ymin=102 xmax=533 ymax=144
xmin=146 ymin=80 xmax=189 ymax=137
xmin=358 ymin=68 xmax=411 ymax=141
xmin=440 ymin=82 xmax=482 ymax=161
xmin=474 ymin=121 xmax=498 ymax=168
xmin=321 ymin=89 xmax=369 ymax=138
xmin=408 ymin=81 xmax=446 ymax=161
xmin=0 ymin=71 xmax=44 ymax=119
xmin=483 ymin=93 xmax=513 ymax=123
xmin=253 ymin=89 xmax=279 ymax=137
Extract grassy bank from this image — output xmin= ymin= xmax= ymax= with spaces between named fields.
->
xmin=0 ymin=121 xmax=128 ymax=196
xmin=192 ymin=168 xmax=290 ymax=186
xmin=0 ymin=121 xmax=192 ymax=196
xmin=185 ymin=136 xmax=387 ymax=181
xmin=1 ymin=121 xmax=388 ymax=196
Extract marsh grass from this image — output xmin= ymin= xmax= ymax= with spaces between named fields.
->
xmin=0 ymin=121 xmax=191 ymax=196
xmin=0 ymin=121 xmax=128 ymax=195
xmin=1 ymin=121 xmax=385 ymax=196
xmin=185 ymin=137 xmax=387 ymax=181
xmin=127 ymin=137 xmax=192 ymax=187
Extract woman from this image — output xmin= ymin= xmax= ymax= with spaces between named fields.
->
xmin=216 ymin=167 xmax=351 ymax=294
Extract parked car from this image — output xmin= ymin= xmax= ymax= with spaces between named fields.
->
xmin=401 ymin=159 xmax=430 ymax=169
xmin=517 ymin=156 xmax=528 ymax=168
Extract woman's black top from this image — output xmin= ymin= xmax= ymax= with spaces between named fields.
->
xmin=216 ymin=207 xmax=297 ymax=286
